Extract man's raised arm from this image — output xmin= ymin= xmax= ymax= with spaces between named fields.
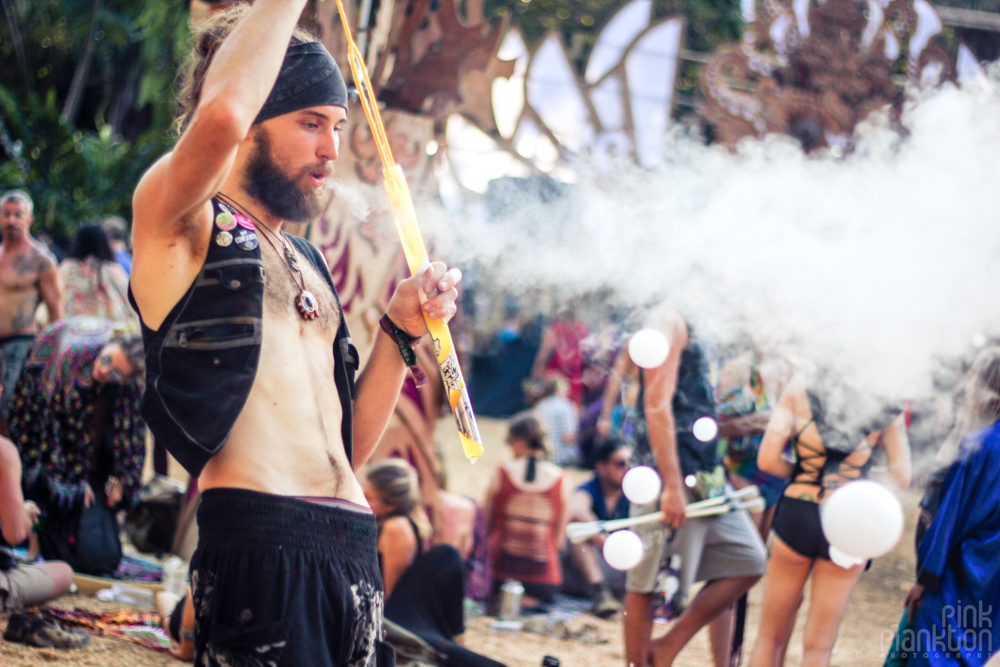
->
xmin=133 ymin=0 xmax=310 ymax=241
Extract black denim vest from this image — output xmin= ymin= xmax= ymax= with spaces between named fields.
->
xmin=129 ymin=199 xmax=358 ymax=478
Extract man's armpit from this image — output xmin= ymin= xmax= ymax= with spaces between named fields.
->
xmin=174 ymin=205 xmax=214 ymax=259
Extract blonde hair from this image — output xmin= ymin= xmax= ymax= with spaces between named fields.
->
xmin=964 ymin=347 xmax=1000 ymax=428
xmin=173 ymin=5 xmax=318 ymax=136
xmin=366 ymin=459 xmax=430 ymax=537
xmin=936 ymin=346 xmax=1000 ymax=466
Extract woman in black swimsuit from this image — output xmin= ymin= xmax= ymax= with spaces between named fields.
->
xmin=365 ymin=459 xmax=506 ymax=667
xmin=749 ymin=373 xmax=911 ymax=667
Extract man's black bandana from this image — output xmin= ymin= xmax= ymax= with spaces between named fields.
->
xmin=255 ymin=41 xmax=348 ymax=124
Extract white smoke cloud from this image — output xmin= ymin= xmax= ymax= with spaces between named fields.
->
xmin=421 ymin=66 xmax=1000 ymax=402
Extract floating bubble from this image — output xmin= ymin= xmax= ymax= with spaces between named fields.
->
xmin=821 ymin=480 xmax=904 ymax=561
xmin=622 ymin=465 xmax=662 ymax=505
xmin=603 ymin=529 xmax=644 ymax=570
xmin=692 ymin=417 xmax=718 ymax=442
xmin=628 ymin=329 xmax=670 ymax=369
xmin=684 ymin=474 xmax=697 ymax=488
xmin=972 ymin=333 xmax=987 ymax=348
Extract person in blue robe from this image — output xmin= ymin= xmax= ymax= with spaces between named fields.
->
xmin=895 ymin=348 xmax=1000 ymax=667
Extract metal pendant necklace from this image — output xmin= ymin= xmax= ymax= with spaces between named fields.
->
xmin=216 ymin=193 xmax=320 ymax=321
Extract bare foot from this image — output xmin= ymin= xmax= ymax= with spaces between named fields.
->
xmin=649 ymin=637 xmax=679 ymax=667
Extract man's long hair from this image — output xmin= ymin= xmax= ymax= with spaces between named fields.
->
xmin=173 ymin=5 xmax=318 ymax=136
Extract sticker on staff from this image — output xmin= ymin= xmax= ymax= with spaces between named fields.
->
xmin=441 ymin=351 xmax=463 ymax=392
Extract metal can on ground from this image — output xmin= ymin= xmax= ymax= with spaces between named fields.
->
xmin=498 ymin=579 xmax=524 ymax=621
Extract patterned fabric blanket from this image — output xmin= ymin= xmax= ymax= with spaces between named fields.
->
xmin=43 ymin=607 xmax=171 ymax=651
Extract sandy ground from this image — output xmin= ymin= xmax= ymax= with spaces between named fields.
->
xmin=0 ymin=416 xmax=919 ymax=666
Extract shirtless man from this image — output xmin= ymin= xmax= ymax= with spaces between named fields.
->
xmin=0 ymin=190 xmax=64 ymax=418
xmin=622 ymin=304 xmax=765 ymax=667
xmin=129 ymin=2 xmax=460 ymax=665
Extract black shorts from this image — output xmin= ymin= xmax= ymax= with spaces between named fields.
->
xmin=771 ymin=496 xmax=830 ymax=561
xmin=191 ymin=488 xmax=395 ymax=667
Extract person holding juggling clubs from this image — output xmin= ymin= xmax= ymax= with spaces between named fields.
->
xmin=617 ymin=304 xmax=767 ymax=667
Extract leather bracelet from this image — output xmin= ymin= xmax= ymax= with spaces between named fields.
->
xmin=379 ymin=314 xmax=428 ymax=387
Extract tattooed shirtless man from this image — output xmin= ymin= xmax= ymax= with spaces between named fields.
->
xmin=0 ymin=190 xmax=64 ymax=418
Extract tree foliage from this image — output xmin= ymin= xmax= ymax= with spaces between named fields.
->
xmin=0 ymin=0 xmax=188 ymax=239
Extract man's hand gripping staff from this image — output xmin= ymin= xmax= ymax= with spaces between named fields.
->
xmin=331 ymin=0 xmax=484 ymax=462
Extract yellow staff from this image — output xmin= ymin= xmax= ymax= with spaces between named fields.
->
xmin=331 ymin=0 xmax=484 ymax=462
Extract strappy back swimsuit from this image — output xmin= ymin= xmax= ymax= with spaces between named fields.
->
xmin=771 ymin=391 xmax=876 ymax=560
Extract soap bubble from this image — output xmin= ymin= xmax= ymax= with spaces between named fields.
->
xmin=622 ymin=465 xmax=662 ymax=505
xmin=692 ymin=417 xmax=718 ymax=442
xmin=603 ymin=529 xmax=645 ymax=570
xmin=821 ymin=481 xmax=904 ymax=560
xmin=628 ymin=329 xmax=670 ymax=369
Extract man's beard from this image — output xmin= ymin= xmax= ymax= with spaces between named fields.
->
xmin=1 ymin=225 xmax=24 ymax=242
xmin=244 ymin=128 xmax=328 ymax=223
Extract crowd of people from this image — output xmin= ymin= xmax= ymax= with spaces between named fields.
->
xmin=476 ymin=302 xmax=998 ymax=667
xmin=0 ymin=202 xmax=998 ymax=665
xmin=0 ymin=190 xmax=146 ymax=584
xmin=0 ymin=1 xmax=998 ymax=665
xmin=2 ymin=168 xmax=1000 ymax=667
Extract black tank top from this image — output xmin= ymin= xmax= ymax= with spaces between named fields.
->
xmin=376 ymin=512 xmax=424 ymax=573
xmin=631 ymin=329 xmax=720 ymax=476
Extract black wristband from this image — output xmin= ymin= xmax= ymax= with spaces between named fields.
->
xmin=379 ymin=314 xmax=428 ymax=387
xmin=379 ymin=313 xmax=421 ymax=345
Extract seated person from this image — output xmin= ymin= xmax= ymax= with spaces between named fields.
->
xmin=156 ymin=587 xmax=195 ymax=661
xmin=7 ymin=317 xmax=146 ymax=576
xmin=533 ymin=374 xmax=580 ymax=467
xmin=433 ymin=489 xmax=492 ymax=603
xmin=561 ymin=439 xmax=631 ymax=617
xmin=365 ymin=459 xmax=506 ymax=667
xmin=409 ymin=443 xmax=492 ymax=602
xmin=0 ymin=353 xmax=75 ymax=613
xmin=484 ymin=414 xmax=569 ymax=607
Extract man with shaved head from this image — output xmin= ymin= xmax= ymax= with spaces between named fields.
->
xmin=0 ymin=189 xmax=64 ymax=419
